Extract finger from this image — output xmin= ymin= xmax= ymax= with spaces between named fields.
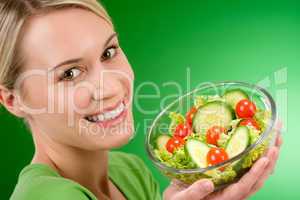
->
xmin=275 ymin=134 xmax=283 ymax=148
xmin=275 ymin=120 xmax=282 ymax=131
xmin=252 ymin=149 xmax=278 ymax=193
xmin=163 ymin=179 xmax=189 ymax=200
xmin=270 ymin=133 xmax=282 ymax=175
xmin=271 ymin=146 xmax=281 ymax=175
xmin=175 ymin=179 xmax=214 ymax=200
xmin=237 ymin=157 xmax=269 ymax=188
xmin=224 ymin=157 xmax=269 ymax=200
xmin=274 ymin=119 xmax=283 ymax=146
xmin=250 ymin=147 xmax=279 ymax=194
xmin=171 ymin=179 xmax=190 ymax=190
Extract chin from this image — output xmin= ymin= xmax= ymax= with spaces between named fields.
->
xmin=107 ymin=131 xmax=134 ymax=148
xmin=83 ymin=128 xmax=134 ymax=151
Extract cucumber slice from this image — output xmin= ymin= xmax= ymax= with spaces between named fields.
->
xmin=226 ymin=126 xmax=250 ymax=158
xmin=155 ymin=135 xmax=171 ymax=150
xmin=193 ymin=101 xmax=235 ymax=133
xmin=185 ymin=139 xmax=210 ymax=168
xmin=223 ymin=89 xmax=249 ymax=108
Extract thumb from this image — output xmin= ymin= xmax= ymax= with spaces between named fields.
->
xmin=175 ymin=179 xmax=214 ymax=200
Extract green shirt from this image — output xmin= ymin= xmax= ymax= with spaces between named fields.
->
xmin=10 ymin=152 xmax=162 ymax=200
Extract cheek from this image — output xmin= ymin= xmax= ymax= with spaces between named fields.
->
xmin=120 ymin=52 xmax=135 ymax=81
xmin=73 ymin=87 xmax=92 ymax=110
xmin=117 ymin=54 xmax=135 ymax=91
xmin=21 ymin=76 xmax=48 ymax=108
xmin=127 ymin=67 xmax=135 ymax=81
xmin=123 ymin=67 xmax=134 ymax=97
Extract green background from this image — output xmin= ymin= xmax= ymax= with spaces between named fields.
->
xmin=1 ymin=0 xmax=299 ymax=199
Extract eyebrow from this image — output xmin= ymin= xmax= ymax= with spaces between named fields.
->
xmin=48 ymin=32 xmax=118 ymax=72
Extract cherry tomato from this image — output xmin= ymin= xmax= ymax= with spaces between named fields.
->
xmin=207 ymin=147 xmax=229 ymax=166
xmin=166 ymin=137 xmax=185 ymax=153
xmin=186 ymin=106 xmax=198 ymax=126
xmin=206 ymin=126 xmax=226 ymax=146
xmin=236 ymin=99 xmax=257 ymax=118
xmin=173 ymin=123 xmax=191 ymax=138
xmin=240 ymin=118 xmax=260 ymax=130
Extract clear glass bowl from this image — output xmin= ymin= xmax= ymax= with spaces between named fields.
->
xmin=146 ymin=81 xmax=277 ymax=190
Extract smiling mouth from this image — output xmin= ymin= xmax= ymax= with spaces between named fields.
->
xmin=84 ymin=101 xmax=126 ymax=123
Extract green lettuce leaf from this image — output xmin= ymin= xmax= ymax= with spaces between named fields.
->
xmin=217 ymin=133 xmax=230 ymax=148
xmin=154 ymin=147 xmax=197 ymax=169
xmin=255 ymin=110 xmax=272 ymax=132
xmin=168 ymin=112 xmax=185 ymax=134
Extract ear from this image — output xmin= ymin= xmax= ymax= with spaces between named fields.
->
xmin=0 ymin=85 xmax=27 ymax=118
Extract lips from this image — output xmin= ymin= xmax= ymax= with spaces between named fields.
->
xmin=84 ymin=101 xmax=126 ymax=123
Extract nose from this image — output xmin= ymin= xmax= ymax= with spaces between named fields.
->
xmin=92 ymin=70 xmax=122 ymax=102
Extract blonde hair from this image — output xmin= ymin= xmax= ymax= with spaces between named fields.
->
xmin=0 ymin=0 xmax=114 ymax=90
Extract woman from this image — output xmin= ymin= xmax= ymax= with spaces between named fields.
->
xmin=0 ymin=1 xmax=282 ymax=199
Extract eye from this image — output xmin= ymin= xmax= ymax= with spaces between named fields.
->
xmin=61 ymin=67 xmax=82 ymax=81
xmin=101 ymin=45 xmax=118 ymax=61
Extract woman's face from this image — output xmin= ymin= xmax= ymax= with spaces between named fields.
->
xmin=18 ymin=8 xmax=135 ymax=150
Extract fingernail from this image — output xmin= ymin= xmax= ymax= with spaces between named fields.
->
xmin=203 ymin=181 xmax=214 ymax=191
xmin=271 ymin=148 xmax=278 ymax=157
xmin=276 ymin=121 xmax=283 ymax=130
xmin=263 ymin=158 xmax=269 ymax=167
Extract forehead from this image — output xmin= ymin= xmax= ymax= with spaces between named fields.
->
xmin=20 ymin=7 xmax=114 ymax=69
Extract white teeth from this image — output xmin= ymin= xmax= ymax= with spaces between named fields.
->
xmin=92 ymin=116 xmax=98 ymax=122
xmin=86 ymin=102 xmax=125 ymax=123
xmin=98 ymin=114 xmax=104 ymax=121
xmin=104 ymin=112 xmax=114 ymax=120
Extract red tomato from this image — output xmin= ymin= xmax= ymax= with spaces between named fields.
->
xmin=240 ymin=118 xmax=260 ymax=130
xmin=166 ymin=137 xmax=185 ymax=153
xmin=186 ymin=106 xmax=198 ymax=126
xmin=206 ymin=126 xmax=226 ymax=146
xmin=236 ymin=99 xmax=257 ymax=118
xmin=174 ymin=123 xmax=191 ymax=138
xmin=207 ymin=147 xmax=229 ymax=166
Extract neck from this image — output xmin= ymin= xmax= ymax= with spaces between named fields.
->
xmin=30 ymin=125 xmax=110 ymax=199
